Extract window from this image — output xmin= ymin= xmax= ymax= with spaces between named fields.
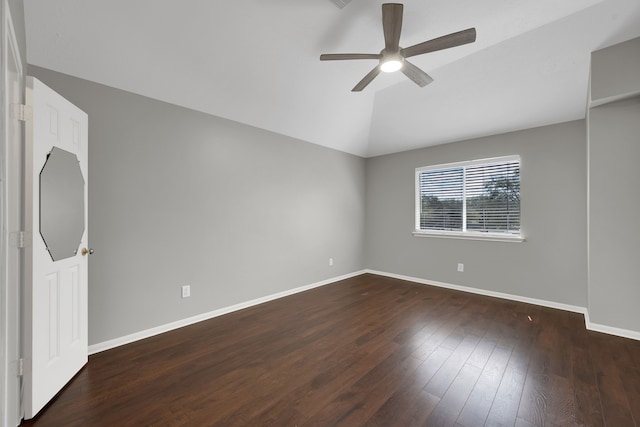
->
xmin=414 ymin=156 xmax=522 ymax=242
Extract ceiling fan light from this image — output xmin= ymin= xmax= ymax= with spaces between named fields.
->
xmin=380 ymin=59 xmax=403 ymax=73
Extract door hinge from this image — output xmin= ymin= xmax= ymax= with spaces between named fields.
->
xmin=10 ymin=231 xmax=30 ymax=249
xmin=11 ymin=103 xmax=32 ymax=122
xmin=18 ymin=358 xmax=24 ymax=376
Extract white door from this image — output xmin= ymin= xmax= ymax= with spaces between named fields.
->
xmin=23 ymin=77 xmax=89 ymax=419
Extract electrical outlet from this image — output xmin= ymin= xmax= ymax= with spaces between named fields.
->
xmin=329 ymin=258 xmax=334 ymax=266
xmin=181 ymin=285 xmax=191 ymax=298
xmin=457 ymin=263 xmax=464 ymax=272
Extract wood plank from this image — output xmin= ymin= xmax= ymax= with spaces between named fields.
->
xmin=589 ymin=332 xmax=636 ymax=427
xmin=456 ymin=344 xmax=512 ymax=426
xmin=571 ymin=345 xmax=604 ymax=427
xmin=19 ymin=274 xmax=640 ymax=427
xmin=484 ymin=302 xmax=540 ymax=427
xmin=613 ymin=337 xmax=640 ymax=425
xmin=423 ymin=333 xmax=482 ymax=397
xmin=364 ymin=347 xmax=451 ymax=425
xmin=300 ymin=353 xmax=424 ymax=426
xmin=425 ymin=363 xmax=483 ymax=425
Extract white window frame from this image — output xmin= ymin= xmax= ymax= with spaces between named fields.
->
xmin=413 ymin=155 xmax=524 ymax=243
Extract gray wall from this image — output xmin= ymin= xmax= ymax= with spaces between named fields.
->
xmin=588 ymin=37 xmax=640 ymax=333
xmin=29 ymin=66 xmax=366 ymax=345
xmin=7 ymin=0 xmax=25 ymax=70
xmin=365 ymin=121 xmax=588 ymax=307
xmin=591 ymin=37 xmax=640 ymax=105
xmin=588 ymin=98 xmax=640 ymax=332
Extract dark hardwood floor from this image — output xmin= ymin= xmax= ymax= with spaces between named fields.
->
xmin=21 ymin=274 xmax=640 ymax=426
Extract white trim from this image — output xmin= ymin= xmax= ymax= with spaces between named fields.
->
xmin=586 ymin=75 xmax=592 ymax=343
xmin=415 ymin=154 xmax=521 ymax=173
xmin=584 ymin=311 xmax=640 ymax=342
xmin=365 ymin=269 xmax=586 ymax=314
xmin=589 ymin=89 xmax=640 ymax=108
xmin=412 ymin=230 xmax=524 ymax=243
xmin=414 ymin=169 xmax=420 ymax=230
xmin=88 ymin=270 xmax=366 ymax=355
xmin=2 ymin=3 xmax=23 ymax=426
xmin=0 ymin=3 xmax=7 ymax=425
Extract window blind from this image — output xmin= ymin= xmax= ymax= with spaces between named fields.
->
xmin=418 ymin=167 xmax=464 ymax=231
xmin=416 ymin=157 xmax=520 ymax=235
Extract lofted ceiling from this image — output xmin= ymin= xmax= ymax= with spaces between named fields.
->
xmin=23 ymin=0 xmax=640 ymax=157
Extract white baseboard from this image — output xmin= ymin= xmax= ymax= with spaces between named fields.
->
xmin=88 ymin=270 xmax=366 ymax=355
xmin=365 ymin=269 xmax=640 ymax=341
xmin=365 ymin=269 xmax=587 ymax=314
xmin=584 ymin=311 xmax=640 ymax=341
xmin=89 ymin=269 xmax=639 ymax=354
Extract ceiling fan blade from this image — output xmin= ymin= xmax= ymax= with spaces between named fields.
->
xmin=401 ymin=60 xmax=434 ymax=87
xmin=403 ymin=28 xmax=476 ymax=58
xmin=382 ymin=3 xmax=403 ymax=52
xmin=352 ymin=67 xmax=381 ymax=92
xmin=320 ymin=53 xmax=381 ymax=61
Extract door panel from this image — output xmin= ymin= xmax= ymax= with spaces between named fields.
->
xmin=23 ymin=77 xmax=88 ymax=419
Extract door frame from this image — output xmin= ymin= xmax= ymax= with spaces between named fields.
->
xmin=1 ymin=1 xmax=24 ymax=426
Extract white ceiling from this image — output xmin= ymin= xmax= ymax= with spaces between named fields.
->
xmin=23 ymin=0 xmax=640 ymax=157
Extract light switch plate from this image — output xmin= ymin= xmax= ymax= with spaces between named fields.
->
xmin=181 ymin=285 xmax=191 ymax=298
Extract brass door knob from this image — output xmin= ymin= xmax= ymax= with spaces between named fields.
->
xmin=81 ymin=248 xmax=94 ymax=256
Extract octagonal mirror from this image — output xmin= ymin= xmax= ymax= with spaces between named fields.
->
xmin=40 ymin=146 xmax=85 ymax=261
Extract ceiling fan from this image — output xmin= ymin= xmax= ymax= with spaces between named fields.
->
xmin=320 ymin=3 xmax=476 ymax=91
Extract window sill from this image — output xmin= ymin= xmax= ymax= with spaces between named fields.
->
xmin=412 ymin=230 xmax=525 ymax=243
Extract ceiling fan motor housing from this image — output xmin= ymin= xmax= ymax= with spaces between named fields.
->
xmin=380 ymin=50 xmax=404 ymax=72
